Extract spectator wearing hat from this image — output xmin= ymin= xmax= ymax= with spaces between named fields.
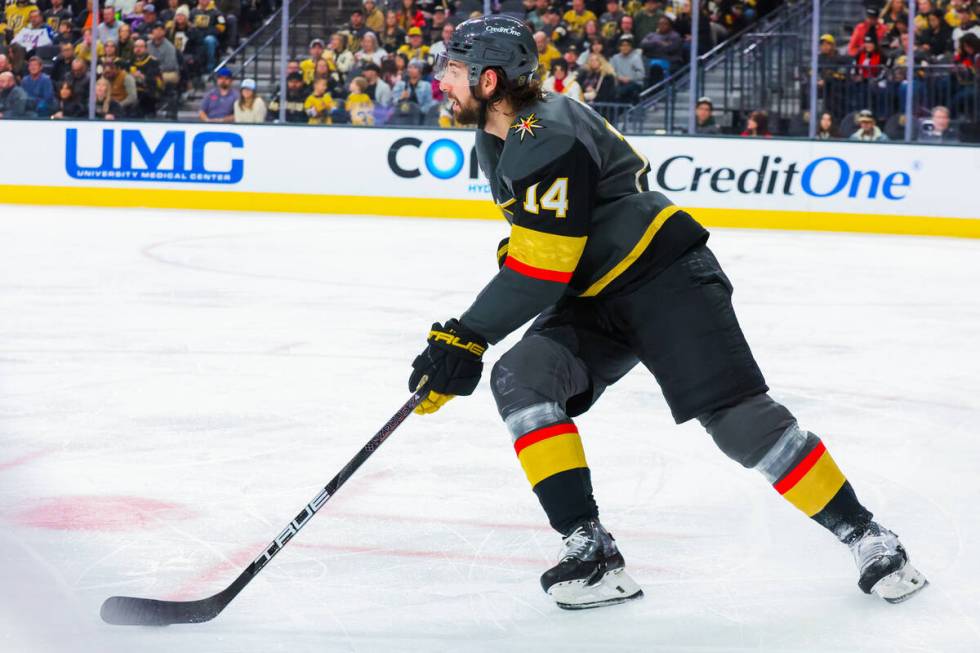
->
xmin=398 ymin=26 xmax=431 ymax=65
xmin=695 ymin=96 xmax=721 ymax=134
xmin=849 ymin=7 xmax=888 ymax=57
xmin=952 ymin=5 xmax=980 ymax=51
xmin=344 ymin=9 xmax=372 ymax=54
xmin=198 ymin=66 xmax=237 ymax=122
xmin=426 ymin=6 xmax=449 ymax=44
xmin=361 ymin=62 xmax=391 ymax=108
xmin=533 ymin=30 xmax=562 ymax=79
xmin=850 ymin=109 xmax=888 ymax=141
xmin=542 ymin=59 xmax=584 ymax=100
xmin=562 ymin=44 xmax=581 ymax=75
xmin=101 ymin=57 xmax=138 ymax=116
xmin=610 ymin=34 xmax=644 ymax=102
xmin=599 ymin=0 xmax=626 ymax=43
xmin=854 ymin=34 xmax=884 ymax=80
xmin=20 ymin=55 xmax=54 ymax=115
xmin=135 ymin=5 xmax=158 ymax=37
xmin=189 ymin=0 xmax=226 ymax=74
xmin=392 ymin=59 xmax=433 ymax=112
xmin=130 ymin=37 xmax=162 ymax=118
xmin=816 ymin=33 xmax=847 ymax=116
xmin=268 ymin=71 xmax=309 ymax=123
xmin=363 ymin=0 xmax=384 ymax=34
xmin=301 ymin=38 xmax=326 ymax=85
xmin=918 ymin=105 xmax=959 ymax=141
xmin=563 ymin=0 xmax=598 ymax=41
xmin=304 ymin=76 xmax=335 ymax=125
xmin=234 ymin=77 xmax=267 ymax=123
xmin=43 ymin=0 xmax=72 ymax=34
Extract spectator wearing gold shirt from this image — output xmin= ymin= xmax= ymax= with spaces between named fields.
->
xmin=398 ymin=26 xmax=431 ymax=65
xmin=563 ymin=0 xmax=598 ymax=40
xmin=533 ymin=30 xmax=561 ymax=79
xmin=304 ymin=77 xmax=334 ymax=125
xmin=363 ymin=0 xmax=384 ymax=34
xmin=4 ymin=0 xmax=39 ymax=38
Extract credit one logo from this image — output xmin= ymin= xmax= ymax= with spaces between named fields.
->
xmin=388 ymin=136 xmax=481 ymax=181
xmin=65 ymin=128 xmax=244 ymax=184
xmin=655 ymin=155 xmax=911 ymax=200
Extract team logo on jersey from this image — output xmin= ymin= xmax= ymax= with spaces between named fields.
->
xmin=511 ymin=113 xmax=544 ymax=141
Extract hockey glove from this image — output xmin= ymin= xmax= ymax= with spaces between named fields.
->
xmin=409 ymin=319 xmax=488 ymax=415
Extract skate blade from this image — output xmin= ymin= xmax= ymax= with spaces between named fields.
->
xmin=548 ymin=567 xmax=644 ymax=610
xmin=872 ymin=562 xmax=929 ymax=604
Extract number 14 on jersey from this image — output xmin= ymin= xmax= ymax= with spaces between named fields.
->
xmin=523 ymin=178 xmax=569 ymax=218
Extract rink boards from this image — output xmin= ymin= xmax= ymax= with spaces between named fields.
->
xmin=1 ymin=120 xmax=977 ymax=238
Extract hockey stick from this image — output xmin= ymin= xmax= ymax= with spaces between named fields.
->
xmin=100 ymin=382 xmax=429 ymax=626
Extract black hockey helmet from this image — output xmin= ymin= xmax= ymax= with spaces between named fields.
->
xmin=433 ymin=15 xmax=537 ymax=87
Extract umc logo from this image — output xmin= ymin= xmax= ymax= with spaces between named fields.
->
xmin=65 ymin=128 xmax=244 ymax=184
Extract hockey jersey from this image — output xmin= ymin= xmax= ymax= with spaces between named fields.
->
xmin=461 ymin=93 xmax=707 ymax=344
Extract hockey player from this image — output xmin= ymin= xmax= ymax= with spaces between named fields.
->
xmin=407 ymin=15 xmax=928 ymax=610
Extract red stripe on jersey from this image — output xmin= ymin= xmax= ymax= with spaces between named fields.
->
xmin=513 ymin=422 xmax=578 ymax=456
xmin=504 ymin=256 xmax=574 ymax=283
xmin=773 ymin=441 xmax=827 ymax=494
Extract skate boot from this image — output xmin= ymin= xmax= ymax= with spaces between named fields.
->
xmin=847 ymin=521 xmax=928 ymax=603
xmin=540 ymin=519 xmax=643 ymax=610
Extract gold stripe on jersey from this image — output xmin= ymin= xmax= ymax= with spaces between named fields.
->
xmin=579 ymin=205 xmax=681 ymax=297
xmin=496 ymin=197 xmax=516 ymax=216
xmin=508 ymin=223 xmax=587 ymax=274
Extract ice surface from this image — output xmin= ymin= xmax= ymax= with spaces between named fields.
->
xmin=1 ymin=206 xmax=978 ymax=652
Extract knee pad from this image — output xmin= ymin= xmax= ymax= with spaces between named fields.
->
xmin=697 ymin=393 xmax=797 ymax=469
xmin=490 ymin=335 xmax=590 ymax=421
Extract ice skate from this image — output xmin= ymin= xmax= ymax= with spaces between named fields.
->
xmin=540 ymin=519 xmax=643 ymax=610
xmin=847 ymin=522 xmax=928 ymax=603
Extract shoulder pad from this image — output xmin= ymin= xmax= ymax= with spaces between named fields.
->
xmin=499 ymin=110 xmax=577 ymax=182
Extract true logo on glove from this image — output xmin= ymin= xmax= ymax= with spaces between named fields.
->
xmin=429 ymin=330 xmax=488 ymax=356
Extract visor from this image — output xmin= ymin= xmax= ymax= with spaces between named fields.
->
xmin=433 ymin=51 xmax=450 ymax=81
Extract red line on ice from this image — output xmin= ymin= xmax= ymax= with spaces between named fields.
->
xmin=0 ymin=448 xmax=55 ymax=472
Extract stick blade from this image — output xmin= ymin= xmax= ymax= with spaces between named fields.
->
xmin=100 ymin=595 xmax=223 ymax=626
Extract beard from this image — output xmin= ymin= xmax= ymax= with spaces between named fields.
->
xmin=452 ymin=88 xmax=483 ymax=126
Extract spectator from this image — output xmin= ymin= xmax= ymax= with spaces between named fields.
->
xmin=5 ymin=0 xmax=41 ymax=38
xmin=918 ymin=105 xmax=959 ymax=141
xmin=913 ymin=0 xmax=935 ymax=31
xmin=304 ymin=77 xmax=334 ymax=125
xmin=855 ymin=34 xmax=884 ymax=80
xmin=68 ymin=58 xmax=90 ymax=101
xmin=392 ymin=59 xmax=433 ymax=114
xmin=850 ymin=109 xmax=888 ymax=141
xmin=233 ymin=78 xmax=267 ymax=123
xmin=268 ymin=71 xmax=308 ymax=123
xmin=100 ymin=57 xmax=138 ymax=116
xmin=147 ymin=21 xmax=179 ymax=90
xmin=136 ymin=4 xmax=158 ymax=38
xmin=217 ymin=0 xmax=239 ymax=51
xmin=614 ymin=15 xmax=637 ymax=51
xmin=634 ymin=0 xmax=665 ymax=44
xmin=363 ymin=0 xmax=384 ymax=34
xmin=0 ymin=71 xmax=32 ymax=118
xmin=610 ymin=34 xmax=644 ymax=102
xmin=398 ymin=26 xmax=431 ymax=65
xmin=721 ymin=2 xmax=749 ymax=35
xmin=542 ymin=59 xmax=584 ymax=100
xmin=430 ymin=23 xmax=454 ymax=60
xmin=12 ymin=9 xmax=55 ymax=53
xmin=848 ymin=7 xmax=888 ymax=57
xmin=325 ymin=33 xmax=354 ymax=77
xmin=44 ymin=0 xmax=72 ymax=34
xmin=396 ymin=0 xmax=425 ymax=33
xmin=51 ymin=42 xmax=75 ymax=84
xmin=880 ymin=0 xmax=909 ymax=33
xmin=741 ymin=110 xmax=772 ymax=136
xmin=346 ymin=75 xmax=375 ymax=125
xmin=130 ymin=37 xmax=162 ymax=118
xmin=96 ymin=6 xmax=120 ymax=44
xmin=533 ymin=30 xmax=562 ymax=79
xmin=379 ymin=10 xmax=406 ymax=53
xmin=816 ymin=111 xmax=840 ymax=139
xmin=579 ymin=38 xmax=607 ymax=68
xmin=362 ymin=62 xmax=391 ymax=107
xmin=599 ymin=0 xmax=626 ymax=43
xmin=93 ymin=77 xmax=122 ymax=119
xmin=641 ymin=16 xmax=683 ymax=70
xmin=189 ymin=0 xmax=225 ymax=74
xmin=695 ymin=96 xmax=721 ymax=134
xmin=117 ymin=23 xmax=135 ymax=64
xmin=425 ymin=6 xmax=448 ymax=45
xmin=74 ymin=27 xmax=105 ymax=63
xmin=54 ymin=18 xmax=74 ymax=45
xmin=198 ymin=66 xmax=237 ymax=122
xmin=945 ymin=0 xmax=975 ymax=28
xmin=541 ymin=7 xmax=571 ymax=51
xmin=563 ymin=0 xmax=598 ymax=41
xmin=921 ymin=11 xmax=953 ymax=56
xmin=313 ymin=57 xmax=344 ymax=97
xmin=50 ymin=80 xmax=85 ymax=118
xmin=580 ymin=53 xmax=617 ymax=105
xmin=21 ymin=55 xmax=54 ymax=115
xmin=562 ymin=45 xmax=581 ymax=75
xmin=355 ymin=32 xmax=386 ymax=68
xmin=343 ymin=9 xmax=371 ymax=54
xmin=952 ymin=5 xmax=980 ymax=51
xmin=301 ymin=38 xmax=326 ymax=85
xmin=526 ymin=0 xmax=550 ymax=32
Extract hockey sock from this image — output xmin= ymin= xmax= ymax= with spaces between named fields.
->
xmin=512 ymin=420 xmax=598 ymax=534
xmin=759 ymin=425 xmax=873 ymax=540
